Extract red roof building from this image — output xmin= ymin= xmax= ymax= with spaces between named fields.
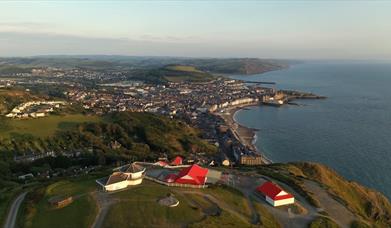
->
xmin=256 ymin=181 xmax=294 ymax=207
xmin=175 ymin=164 xmax=208 ymax=185
xmin=170 ymin=156 xmax=183 ymax=166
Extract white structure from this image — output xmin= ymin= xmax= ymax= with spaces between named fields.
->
xmin=96 ymin=163 xmax=146 ymax=192
xmin=257 ymin=181 xmax=295 ymax=207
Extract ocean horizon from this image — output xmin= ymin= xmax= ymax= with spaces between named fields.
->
xmin=230 ymin=61 xmax=391 ymax=199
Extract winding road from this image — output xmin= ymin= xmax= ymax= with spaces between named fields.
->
xmin=3 ymin=192 xmax=27 ymax=228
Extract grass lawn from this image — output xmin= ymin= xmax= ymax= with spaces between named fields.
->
xmin=103 ymin=181 xmax=204 ymax=228
xmin=189 ymin=211 xmax=251 ymax=228
xmin=253 ymin=202 xmax=281 ymax=228
xmin=308 ymin=216 xmax=340 ymax=228
xmin=0 ymin=114 xmax=101 ymax=138
xmin=22 ymin=176 xmax=98 ymax=228
xmin=204 ymin=185 xmax=252 ymax=218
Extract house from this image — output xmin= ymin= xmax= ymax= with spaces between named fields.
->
xmin=170 ymin=156 xmax=183 ymax=166
xmin=174 ymin=164 xmax=209 ymax=185
xmin=256 ymin=181 xmax=294 ymax=207
xmin=96 ymin=163 xmax=146 ymax=192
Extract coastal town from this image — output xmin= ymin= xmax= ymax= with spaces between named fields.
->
xmin=2 ymin=60 xmax=390 ymax=228
xmin=2 ymin=66 xmax=326 ymax=167
xmin=2 ymin=1 xmax=391 ymax=227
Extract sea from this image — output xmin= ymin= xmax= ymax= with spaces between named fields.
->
xmin=230 ymin=61 xmax=391 ymax=199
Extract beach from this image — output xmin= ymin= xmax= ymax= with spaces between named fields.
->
xmin=215 ymin=102 xmax=272 ymax=164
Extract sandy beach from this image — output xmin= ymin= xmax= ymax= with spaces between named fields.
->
xmin=215 ymin=102 xmax=272 ymax=164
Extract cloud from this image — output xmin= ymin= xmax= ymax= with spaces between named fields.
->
xmin=0 ymin=31 xmax=390 ymax=59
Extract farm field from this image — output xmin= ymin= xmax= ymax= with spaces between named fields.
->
xmin=0 ymin=114 xmax=101 ymax=138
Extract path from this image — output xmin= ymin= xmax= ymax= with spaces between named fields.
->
xmin=90 ymin=191 xmax=117 ymax=228
xmin=4 ymin=192 xmax=27 ymax=228
xmin=225 ymin=172 xmax=318 ymax=228
xmin=303 ymin=180 xmax=356 ymax=228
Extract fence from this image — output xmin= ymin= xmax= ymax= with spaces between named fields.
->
xmin=144 ymin=176 xmax=208 ymax=189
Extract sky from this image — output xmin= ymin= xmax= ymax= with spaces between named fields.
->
xmin=0 ymin=1 xmax=391 ymax=59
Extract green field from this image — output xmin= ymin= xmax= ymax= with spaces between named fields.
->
xmin=0 ymin=114 xmax=101 ymax=138
xmin=104 ymin=181 xmax=264 ymax=228
xmin=103 ymin=182 xmax=204 ymax=228
xmin=21 ymin=176 xmax=98 ymax=228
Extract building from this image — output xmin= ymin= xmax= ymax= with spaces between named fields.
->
xmin=239 ymin=154 xmax=263 ymax=166
xmin=170 ymin=156 xmax=183 ymax=166
xmin=256 ymin=181 xmax=295 ymax=207
xmin=96 ymin=163 xmax=146 ymax=192
xmin=48 ymin=196 xmax=73 ymax=209
xmin=165 ymin=164 xmax=209 ymax=186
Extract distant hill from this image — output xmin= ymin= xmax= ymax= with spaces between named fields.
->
xmin=179 ymin=58 xmax=288 ymax=75
xmin=129 ymin=64 xmax=216 ymax=83
xmin=0 ymin=56 xmax=288 ymax=75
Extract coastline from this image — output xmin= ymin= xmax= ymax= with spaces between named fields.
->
xmin=215 ymin=102 xmax=273 ymax=164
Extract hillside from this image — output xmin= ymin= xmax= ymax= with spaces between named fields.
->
xmin=180 ymin=58 xmax=288 ymax=75
xmin=12 ymin=161 xmax=391 ymax=228
xmin=132 ymin=65 xmax=216 ymax=83
xmin=0 ymin=112 xmax=217 ymax=161
xmin=0 ymin=56 xmax=288 ymax=75
xmin=258 ymin=162 xmax=391 ymax=227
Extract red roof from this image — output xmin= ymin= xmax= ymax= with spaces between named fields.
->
xmin=175 ymin=164 xmax=208 ymax=185
xmin=256 ymin=181 xmax=293 ymax=200
xmin=170 ymin=156 xmax=183 ymax=166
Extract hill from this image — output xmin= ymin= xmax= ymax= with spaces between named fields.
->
xmin=0 ymin=56 xmax=288 ymax=75
xmin=0 ymin=112 xmax=217 ymax=162
xmin=13 ymin=161 xmax=391 ymax=228
xmin=180 ymin=58 xmax=288 ymax=75
xmin=131 ymin=65 xmax=216 ymax=83
xmin=258 ymin=162 xmax=391 ymax=227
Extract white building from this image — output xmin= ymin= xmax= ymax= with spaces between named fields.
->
xmin=96 ymin=163 xmax=146 ymax=192
xmin=256 ymin=181 xmax=295 ymax=207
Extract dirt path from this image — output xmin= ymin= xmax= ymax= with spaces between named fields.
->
xmin=3 ymin=192 xmax=27 ymax=228
xmin=304 ymin=180 xmax=356 ymax=228
xmin=90 ymin=191 xmax=117 ymax=228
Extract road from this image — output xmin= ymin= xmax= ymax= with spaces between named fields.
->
xmin=4 ymin=192 xmax=27 ymax=228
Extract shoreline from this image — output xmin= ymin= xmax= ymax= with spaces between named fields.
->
xmin=215 ymin=102 xmax=273 ymax=164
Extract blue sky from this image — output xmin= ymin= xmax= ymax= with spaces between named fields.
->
xmin=0 ymin=1 xmax=390 ymax=59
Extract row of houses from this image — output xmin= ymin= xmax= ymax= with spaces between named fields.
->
xmin=5 ymin=100 xmax=66 ymax=118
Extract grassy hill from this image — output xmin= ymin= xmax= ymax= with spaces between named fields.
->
xmin=258 ymin=162 xmax=391 ymax=228
xmin=161 ymin=65 xmax=216 ymax=82
xmin=133 ymin=65 xmax=216 ymax=83
xmin=0 ymin=114 xmax=101 ymax=138
xmin=0 ymin=56 xmax=288 ymax=76
xmin=0 ymin=112 xmax=217 ymax=162
xmin=8 ymin=161 xmax=391 ymax=228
